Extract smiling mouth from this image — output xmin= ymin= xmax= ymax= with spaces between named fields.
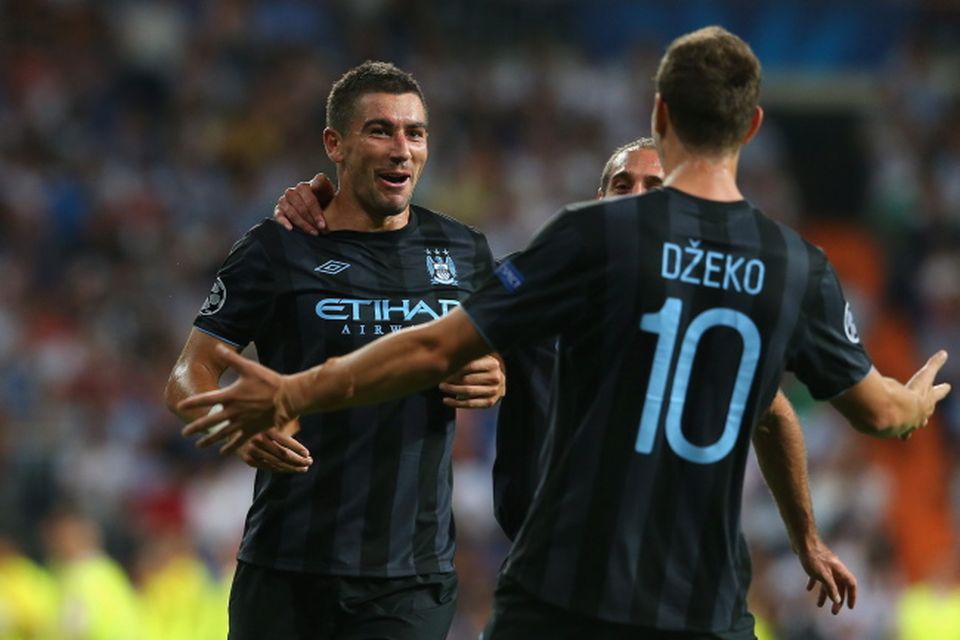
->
xmin=377 ymin=172 xmax=410 ymax=187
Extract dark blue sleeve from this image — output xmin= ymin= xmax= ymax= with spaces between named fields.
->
xmin=462 ymin=206 xmax=602 ymax=354
xmin=788 ymin=257 xmax=873 ymax=400
xmin=193 ymin=228 xmax=276 ymax=348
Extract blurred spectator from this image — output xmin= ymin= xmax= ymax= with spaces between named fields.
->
xmin=41 ymin=509 xmax=139 ymax=640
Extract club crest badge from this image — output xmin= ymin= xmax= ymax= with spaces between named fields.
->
xmin=426 ymin=249 xmax=458 ymax=286
xmin=200 ymin=277 xmax=227 ymax=316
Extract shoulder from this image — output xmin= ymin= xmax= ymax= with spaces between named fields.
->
xmin=412 ymin=204 xmax=487 ymax=241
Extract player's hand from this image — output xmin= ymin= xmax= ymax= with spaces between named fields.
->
xmin=273 ymin=173 xmax=335 ymax=235
xmin=179 ymin=345 xmax=293 ymax=454
xmin=439 ymin=354 xmax=506 ymax=409
xmin=901 ymin=350 xmax=951 ymax=439
xmin=236 ymin=421 xmax=313 ymax=473
xmin=798 ymin=537 xmax=857 ymax=615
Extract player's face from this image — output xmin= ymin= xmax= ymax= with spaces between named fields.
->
xmin=337 ymin=92 xmax=428 ymax=217
xmin=599 ymin=148 xmax=664 ymax=198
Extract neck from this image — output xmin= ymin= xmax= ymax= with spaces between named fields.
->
xmin=660 ymin=139 xmax=743 ymax=202
xmin=323 ymin=190 xmax=411 ymax=232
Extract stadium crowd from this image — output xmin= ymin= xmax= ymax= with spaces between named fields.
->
xmin=0 ymin=1 xmax=958 ymax=638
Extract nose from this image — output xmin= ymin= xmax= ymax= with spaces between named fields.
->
xmin=389 ymin=132 xmax=411 ymax=165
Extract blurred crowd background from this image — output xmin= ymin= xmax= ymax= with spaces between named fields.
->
xmin=0 ymin=0 xmax=958 ymax=638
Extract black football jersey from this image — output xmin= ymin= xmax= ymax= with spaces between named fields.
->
xmin=195 ymin=205 xmax=494 ymax=577
xmin=463 ymin=188 xmax=871 ymax=633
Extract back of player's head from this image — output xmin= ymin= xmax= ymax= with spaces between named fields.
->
xmin=599 ymin=137 xmax=656 ymax=193
xmin=326 ymin=61 xmax=427 ymax=133
xmin=655 ymin=26 xmax=760 ymax=154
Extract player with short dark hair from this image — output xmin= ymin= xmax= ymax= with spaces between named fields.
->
xmin=181 ymin=28 xmax=951 ymax=639
xmin=165 ymin=60 xmax=504 ymax=640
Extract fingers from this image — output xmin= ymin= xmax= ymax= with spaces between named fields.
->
xmin=267 ymin=430 xmax=311 ymax=458
xmin=834 ymin=562 xmax=857 ymax=610
xmin=932 ymin=382 xmax=952 ymax=403
xmin=241 ymin=433 xmax=312 ymax=473
xmin=820 ymin=571 xmax=841 ymax=611
xmin=439 ymin=382 xmax=500 ymax=397
xmin=276 ymin=186 xmax=321 ymax=235
xmin=448 ymin=355 xmax=500 ymax=378
xmin=908 ymin=350 xmax=949 ymax=390
xmin=309 ymin=173 xmax=336 ymax=208
xmin=274 ymin=198 xmax=314 ymax=235
xmin=179 ymin=390 xmax=232 ymax=429
xmin=443 ymin=395 xmax=499 ymax=409
xmin=293 ymin=182 xmax=328 ymax=233
xmin=273 ymin=204 xmax=293 ymax=231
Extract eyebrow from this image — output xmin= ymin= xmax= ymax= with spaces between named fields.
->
xmin=362 ymin=118 xmax=428 ymax=130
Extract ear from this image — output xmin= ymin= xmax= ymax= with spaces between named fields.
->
xmin=596 ymin=188 xmax=605 ymax=200
xmin=742 ymin=106 xmax=764 ymax=145
xmin=323 ymin=127 xmax=344 ymax=163
xmin=652 ymin=94 xmax=669 ymax=138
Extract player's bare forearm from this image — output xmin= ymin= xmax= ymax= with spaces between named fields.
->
xmin=831 ymin=353 xmax=951 ymax=439
xmin=164 ymin=328 xmax=237 ymax=422
xmin=754 ymin=391 xmax=858 ymax=613
xmin=281 ymin=308 xmax=492 ymax=416
xmin=752 ymin=390 xmax=816 ymax=553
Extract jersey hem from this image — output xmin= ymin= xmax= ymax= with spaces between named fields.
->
xmin=237 ymin=553 xmax=455 ymax=578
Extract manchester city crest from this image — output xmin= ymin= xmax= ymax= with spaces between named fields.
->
xmin=426 ymin=249 xmax=458 ymax=286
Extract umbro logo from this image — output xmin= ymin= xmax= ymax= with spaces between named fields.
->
xmin=315 ymin=260 xmax=351 ymax=275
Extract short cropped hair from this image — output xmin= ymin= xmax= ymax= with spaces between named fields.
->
xmin=655 ymin=26 xmax=760 ymax=154
xmin=326 ymin=61 xmax=427 ymax=133
xmin=599 ymin=137 xmax=656 ymax=194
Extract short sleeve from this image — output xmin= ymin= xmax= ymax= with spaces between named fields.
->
xmin=193 ymin=230 xmax=276 ymax=348
xmin=462 ymin=207 xmax=601 ymax=353
xmin=788 ymin=258 xmax=873 ymax=400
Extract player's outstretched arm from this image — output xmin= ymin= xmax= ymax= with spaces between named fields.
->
xmin=179 ymin=308 xmax=492 ymax=453
xmin=753 ymin=391 xmax=856 ymax=614
xmin=165 ymin=329 xmax=313 ymax=470
xmin=273 ymin=173 xmax=335 ymax=235
xmin=830 ymin=351 xmax=951 ymax=440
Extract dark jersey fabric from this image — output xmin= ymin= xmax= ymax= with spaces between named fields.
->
xmin=492 ymin=334 xmax=555 ymax=541
xmin=463 ymin=187 xmax=872 ymax=633
xmin=490 ymin=251 xmax=556 ymax=541
xmin=194 ymin=205 xmax=494 ymax=577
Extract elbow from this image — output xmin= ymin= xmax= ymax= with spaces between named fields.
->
xmin=162 ymin=375 xmax=180 ymax=414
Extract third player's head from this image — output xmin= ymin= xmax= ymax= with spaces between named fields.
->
xmin=597 ymin=137 xmax=664 ymax=199
xmin=324 ymin=61 xmax=428 ymax=218
xmin=652 ymin=26 xmax=762 ymax=161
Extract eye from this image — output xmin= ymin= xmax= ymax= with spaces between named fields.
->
xmin=611 ymin=181 xmax=631 ymax=194
xmin=407 ymin=128 xmax=426 ymax=141
xmin=643 ymin=176 xmax=664 ymax=190
xmin=369 ymin=126 xmax=389 ymax=137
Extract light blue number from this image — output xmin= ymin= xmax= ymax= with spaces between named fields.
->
xmin=636 ymin=298 xmax=760 ymax=464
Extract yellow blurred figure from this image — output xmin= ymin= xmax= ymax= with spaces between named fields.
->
xmin=42 ymin=511 xmax=139 ymax=640
xmin=0 ymin=536 xmax=57 ymax=640
xmin=754 ymin=613 xmax=777 ymax=640
xmin=136 ymin=531 xmax=223 ymax=640
xmin=898 ymin=581 xmax=960 ymax=640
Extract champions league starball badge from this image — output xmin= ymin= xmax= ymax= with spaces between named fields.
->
xmin=426 ymin=249 xmax=458 ymax=286
xmin=200 ymin=277 xmax=227 ymax=316
xmin=843 ymin=302 xmax=860 ymax=344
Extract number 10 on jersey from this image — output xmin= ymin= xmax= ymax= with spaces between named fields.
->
xmin=635 ymin=297 xmax=761 ymax=464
